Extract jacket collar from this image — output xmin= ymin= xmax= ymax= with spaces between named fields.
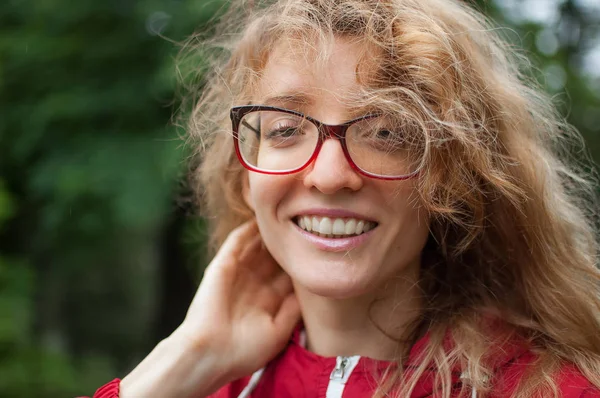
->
xmin=290 ymin=321 xmax=530 ymax=397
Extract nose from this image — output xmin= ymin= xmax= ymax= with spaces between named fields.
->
xmin=302 ymin=138 xmax=363 ymax=194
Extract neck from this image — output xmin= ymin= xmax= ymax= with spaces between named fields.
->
xmin=295 ymin=266 xmax=422 ymax=361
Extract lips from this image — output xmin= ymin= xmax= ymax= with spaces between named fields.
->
xmin=294 ymin=215 xmax=378 ymax=238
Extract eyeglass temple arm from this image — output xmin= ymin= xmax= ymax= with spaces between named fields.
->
xmin=241 ymin=119 xmax=261 ymax=138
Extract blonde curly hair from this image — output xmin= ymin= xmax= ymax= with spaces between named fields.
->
xmin=181 ymin=0 xmax=600 ymax=396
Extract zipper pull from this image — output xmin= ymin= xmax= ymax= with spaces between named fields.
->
xmin=330 ymin=356 xmax=349 ymax=380
xmin=326 ymin=356 xmax=360 ymax=397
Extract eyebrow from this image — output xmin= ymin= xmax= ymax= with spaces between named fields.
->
xmin=261 ymin=93 xmax=314 ymax=108
xmin=258 ymin=92 xmax=376 ymax=121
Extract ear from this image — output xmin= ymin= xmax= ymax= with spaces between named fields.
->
xmin=242 ymin=171 xmax=255 ymax=212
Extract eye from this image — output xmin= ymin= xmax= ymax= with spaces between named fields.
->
xmin=375 ymin=129 xmax=393 ymax=139
xmin=264 ymin=125 xmax=303 ymax=139
xmin=366 ymin=127 xmax=411 ymax=152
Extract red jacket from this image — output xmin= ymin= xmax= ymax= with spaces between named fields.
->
xmin=208 ymin=328 xmax=599 ymax=397
xmin=91 ymin=327 xmax=599 ymax=398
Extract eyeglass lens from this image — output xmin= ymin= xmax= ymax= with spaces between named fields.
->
xmin=237 ymin=110 xmax=424 ymax=177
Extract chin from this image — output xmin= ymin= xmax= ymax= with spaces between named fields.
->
xmin=289 ymin=264 xmax=376 ymax=299
xmin=306 ymin=285 xmax=369 ymax=300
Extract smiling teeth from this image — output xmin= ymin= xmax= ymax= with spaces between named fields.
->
xmin=296 ymin=216 xmax=376 ymax=237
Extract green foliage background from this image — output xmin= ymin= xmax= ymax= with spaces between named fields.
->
xmin=0 ymin=0 xmax=598 ymax=396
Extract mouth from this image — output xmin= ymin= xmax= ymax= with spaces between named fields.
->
xmin=293 ymin=215 xmax=378 ymax=238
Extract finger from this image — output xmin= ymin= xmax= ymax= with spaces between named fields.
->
xmin=249 ymin=285 xmax=280 ymax=315
xmin=199 ymin=221 xmax=259 ymax=303
xmin=250 ymin=243 xmax=282 ymax=280
xmin=237 ymin=233 xmax=262 ymax=264
xmin=222 ymin=220 xmax=259 ymax=260
xmin=273 ymin=294 xmax=301 ymax=341
xmin=208 ymin=220 xmax=258 ymax=272
xmin=270 ymin=271 xmax=294 ymax=299
xmin=237 ymin=236 xmax=282 ymax=283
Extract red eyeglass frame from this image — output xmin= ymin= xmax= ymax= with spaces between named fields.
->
xmin=230 ymin=105 xmax=420 ymax=181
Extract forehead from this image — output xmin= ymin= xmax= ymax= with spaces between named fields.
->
xmin=255 ymin=36 xmax=377 ymax=110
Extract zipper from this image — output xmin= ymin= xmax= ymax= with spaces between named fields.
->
xmin=326 ymin=355 xmax=360 ymax=398
xmin=331 ymin=356 xmax=349 ymax=379
xmin=237 ymin=367 xmax=265 ymax=398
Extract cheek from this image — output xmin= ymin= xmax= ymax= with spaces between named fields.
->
xmin=247 ymin=174 xmax=266 ymax=210
xmin=247 ymin=175 xmax=295 ymax=269
xmin=247 ymin=174 xmax=290 ymax=219
xmin=383 ymin=181 xmax=420 ymax=211
xmin=386 ymin=184 xmax=430 ymax=235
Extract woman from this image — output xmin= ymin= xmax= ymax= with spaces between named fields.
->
xmin=90 ymin=0 xmax=600 ymax=397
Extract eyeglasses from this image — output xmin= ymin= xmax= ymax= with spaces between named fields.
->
xmin=230 ymin=105 xmax=425 ymax=180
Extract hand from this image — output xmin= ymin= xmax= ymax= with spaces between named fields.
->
xmin=174 ymin=220 xmax=301 ymax=385
xmin=120 ymin=220 xmax=301 ymax=398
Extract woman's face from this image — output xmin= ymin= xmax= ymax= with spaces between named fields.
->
xmin=243 ymin=37 xmax=430 ymax=299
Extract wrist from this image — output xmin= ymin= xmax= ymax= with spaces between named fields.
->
xmin=167 ymin=327 xmax=233 ymax=393
xmin=120 ymin=331 xmax=227 ymax=398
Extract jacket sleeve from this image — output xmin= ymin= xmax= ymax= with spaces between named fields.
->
xmin=76 ymin=378 xmax=120 ymax=398
xmin=81 ymin=376 xmax=252 ymax=398
xmin=205 ymin=377 xmax=252 ymax=398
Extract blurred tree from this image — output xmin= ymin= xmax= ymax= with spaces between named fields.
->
xmin=474 ymin=0 xmax=600 ymax=161
xmin=0 ymin=0 xmax=222 ymax=396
